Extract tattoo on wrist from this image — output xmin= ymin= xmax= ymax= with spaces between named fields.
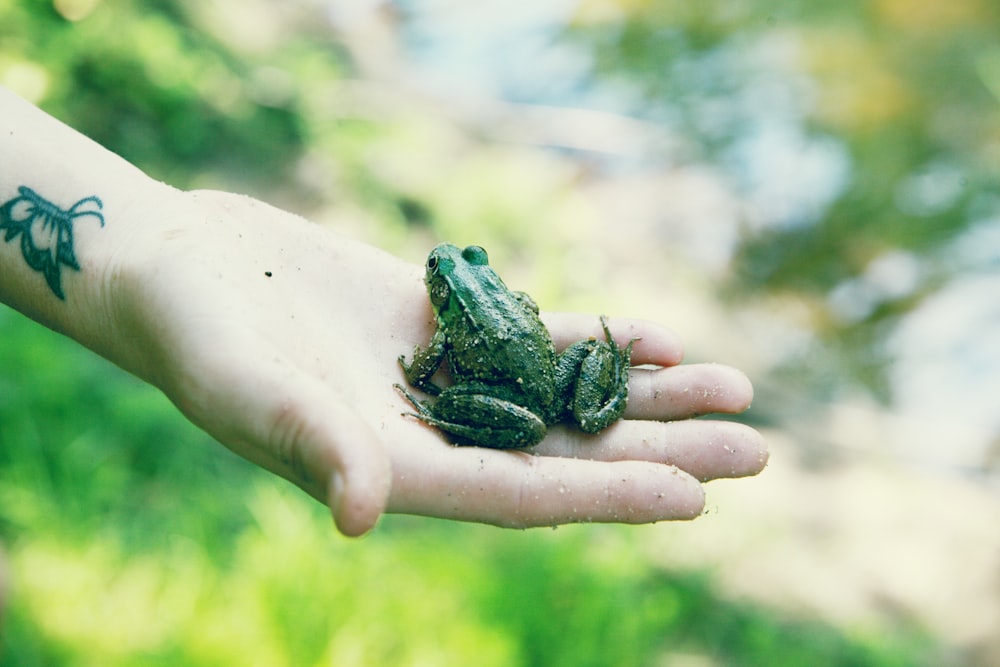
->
xmin=0 ymin=186 xmax=105 ymax=300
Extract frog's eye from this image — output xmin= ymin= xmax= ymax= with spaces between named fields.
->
xmin=462 ymin=245 xmax=489 ymax=266
xmin=428 ymin=254 xmax=454 ymax=275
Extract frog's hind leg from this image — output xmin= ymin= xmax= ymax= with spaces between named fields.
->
xmin=557 ymin=316 xmax=636 ymax=434
xmin=572 ymin=367 xmax=628 ymax=433
xmin=394 ymin=383 xmax=546 ymax=449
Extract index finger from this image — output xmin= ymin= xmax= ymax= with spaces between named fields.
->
xmin=541 ymin=313 xmax=684 ymax=367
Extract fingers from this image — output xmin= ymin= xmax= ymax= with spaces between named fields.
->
xmin=542 ymin=313 xmax=684 ymax=367
xmin=388 ymin=445 xmax=706 ymax=527
xmin=383 ymin=313 xmax=762 ymax=528
xmin=626 ymin=363 xmax=755 ymax=420
xmin=532 ymin=420 xmax=768 ymax=482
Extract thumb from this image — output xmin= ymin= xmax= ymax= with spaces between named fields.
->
xmin=175 ymin=356 xmax=393 ymax=537
xmin=263 ymin=380 xmax=392 ymax=536
xmin=311 ymin=395 xmax=393 ymax=536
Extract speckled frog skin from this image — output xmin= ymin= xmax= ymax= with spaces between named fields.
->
xmin=395 ymin=243 xmax=634 ymax=449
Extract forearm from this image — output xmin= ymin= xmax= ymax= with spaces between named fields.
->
xmin=0 ymin=85 xmax=173 ymax=361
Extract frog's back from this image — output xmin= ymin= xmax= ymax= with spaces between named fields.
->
xmin=444 ymin=274 xmax=556 ymax=390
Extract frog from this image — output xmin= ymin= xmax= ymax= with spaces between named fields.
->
xmin=395 ymin=243 xmax=634 ymax=449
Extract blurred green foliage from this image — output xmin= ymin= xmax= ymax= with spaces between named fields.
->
xmin=0 ymin=0 xmax=958 ymax=664
xmin=567 ymin=0 xmax=1000 ymax=398
xmin=0 ymin=0 xmax=327 ymax=190
xmin=0 ymin=322 xmax=935 ymax=665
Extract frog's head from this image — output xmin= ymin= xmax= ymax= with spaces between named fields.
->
xmin=424 ymin=243 xmax=491 ymax=312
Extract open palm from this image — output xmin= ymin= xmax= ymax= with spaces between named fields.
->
xmin=108 ymin=190 xmax=766 ymax=535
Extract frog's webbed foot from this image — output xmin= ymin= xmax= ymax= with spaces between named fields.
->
xmin=394 ymin=383 xmax=431 ymax=414
xmin=556 ymin=315 xmax=636 ymax=434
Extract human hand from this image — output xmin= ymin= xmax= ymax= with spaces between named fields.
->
xmin=105 ymin=190 xmax=766 ymax=536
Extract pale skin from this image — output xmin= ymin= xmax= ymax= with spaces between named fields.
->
xmin=0 ymin=86 xmax=767 ymax=542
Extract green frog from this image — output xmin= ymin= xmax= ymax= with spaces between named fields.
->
xmin=395 ymin=243 xmax=634 ymax=449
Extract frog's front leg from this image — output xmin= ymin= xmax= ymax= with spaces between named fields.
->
xmin=396 ymin=383 xmax=546 ymax=449
xmin=556 ymin=316 xmax=635 ymax=434
xmin=398 ymin=327 xmax=448 ymax=396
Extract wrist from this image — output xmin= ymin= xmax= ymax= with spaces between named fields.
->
xmin=0 ymin=85 xmax=181 ymax=374
xmin=55 ymin=178 xmax=183 ymax=372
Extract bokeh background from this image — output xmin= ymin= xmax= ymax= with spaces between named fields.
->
xmin=2 ymin=0 xmax=999 ymax=664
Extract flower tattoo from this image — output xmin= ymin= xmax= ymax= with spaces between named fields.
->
xmin=0 ymin=186 xmax=105 ymax=300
